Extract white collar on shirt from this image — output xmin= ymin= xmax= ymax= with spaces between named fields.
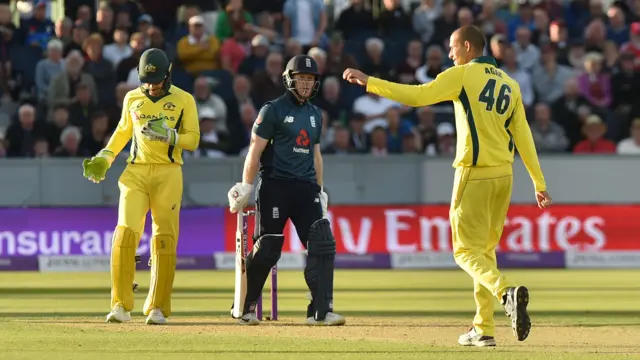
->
xmin=188 ymin=34 xmax=209 ymax=45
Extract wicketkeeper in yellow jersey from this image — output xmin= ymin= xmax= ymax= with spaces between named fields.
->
xmin=344 ymin=26 xmax=554 ymax=346
xmin=81 ymin=48 xmax=200 ymax=325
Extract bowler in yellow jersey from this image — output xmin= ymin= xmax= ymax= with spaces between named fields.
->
xmin=82 ymin=48 xmax=200 ymax=325
xmin=343 ymin=26 xmax=553 ymax=346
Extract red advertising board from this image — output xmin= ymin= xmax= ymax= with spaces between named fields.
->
xmin=223 ymin=205 xmax=638 ymax=254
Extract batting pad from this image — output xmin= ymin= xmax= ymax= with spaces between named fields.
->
xmin=110 ymin=226 xmax=137 ymax=311
xmin=143 ymin=235 xmax=177 ymax=317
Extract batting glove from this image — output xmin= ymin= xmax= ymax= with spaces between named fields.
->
xmin=228 ymin=182 xmax=253 ymax=213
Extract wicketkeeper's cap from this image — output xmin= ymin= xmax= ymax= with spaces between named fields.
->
xmin=138 ymin=48 xmax=171 ymax=84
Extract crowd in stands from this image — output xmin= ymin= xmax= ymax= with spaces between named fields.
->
xmin=1 ymin=0 xmax=640 ymax=159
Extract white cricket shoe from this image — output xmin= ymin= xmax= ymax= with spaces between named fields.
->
xmin=145 ymin=308 xmax=168 ymax=325
xmin=458 ymin=327 xmax=497 ymax=347
xmin=238 ymin=312 xmax=260 ymax=326
xmin=306 ymin=312 xmax=346 ymax=326
xmin=105 ymin=304 xmax=131 ymax=323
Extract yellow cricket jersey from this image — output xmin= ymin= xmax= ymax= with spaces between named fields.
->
xmin=102 ymin=85 xmax=200 ymax=166
xmin=366 ymin=56 xmax=546 ymax=191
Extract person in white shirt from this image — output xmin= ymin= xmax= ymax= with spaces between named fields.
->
xmin=103 ymin=27 xmax=132 ymax=69
xmin=617 ymin=118 xmax=640 ymax=154
xmin=352 ymin=93 xmax=399 ymax=133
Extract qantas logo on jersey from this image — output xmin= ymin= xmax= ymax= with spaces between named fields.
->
xmin=293 ymin=129 xmax=311 ymax=154
xmin=131 ymin=111 xmax=177 ymax=122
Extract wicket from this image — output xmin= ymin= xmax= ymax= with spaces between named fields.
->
xmin=241 ymin=210 xmax=278 ymax=321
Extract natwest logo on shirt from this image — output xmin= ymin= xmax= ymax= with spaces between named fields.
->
xmin=293 ymin=129 xmax=310 ymax=154
xmin=224 ymin=205 xmax=640 ymax=254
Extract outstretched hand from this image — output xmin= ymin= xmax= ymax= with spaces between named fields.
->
xmin=342 ymin=68 xmax=369 ymax=87
xmin=536 ymin=191 xmax=553 ymax=209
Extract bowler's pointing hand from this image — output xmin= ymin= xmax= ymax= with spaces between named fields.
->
xmin=343 ymin=68 xmax=369 ymax=87
xmin=536 ymin=191 xmax=553 ymax=209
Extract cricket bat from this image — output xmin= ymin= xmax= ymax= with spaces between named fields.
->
xmin=232 ymin=211 xmax=248 ymax=319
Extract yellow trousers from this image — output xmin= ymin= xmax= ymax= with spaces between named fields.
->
xmin=111 ymin=164 xmax=183 ymax=317
xmin=449 ymin=164 xmax=515 ymax=337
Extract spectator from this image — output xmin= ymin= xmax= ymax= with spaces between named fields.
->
xmin=361 ymin=37 xmax=391 ymax=80
xmin=5 ymin=104 xmax=43 ymax=157
xmin=501 ymin=46 xmax=534 ymax=110
xmin=34 ymin=137 xmax=49 ymax=157
xmin=251 ymin=51 xmax=284 ymax=106
xmin=220 ymin=26 xmax=253 ymax=74
xmin=324 ymin=125 xmax=354 ymax=155
xmin=233 ymin=74 xmax=255 ymax=109
xmin=63 ymin=20 xmax=90 ymax=57
xmin=215 ymin=0 xmax=253 ymax=42
xmin=611 ymin=52 xmax=640 ymax=126
xmin=369 ymin=126 xmax=389 ymax=156
xmin=315 ymin=76 xmax=346 ymax=126
xmin=45 ymin=104 xmax=70 ymax=153
xmin=489 ymin=34 xmax=507 ymax=66
xmin=607 ymin=6 xmax=629 ymax=46
xmin=238 ymin=102 xmax=256 ymax=154
xmin=385 ymin=107 xmax=415 ymax=154
xmin=110 ymin=0 xmax=142 ymax=32
xmin=577 ymin=52 xmax=611 ymax=110
xmin=567 ymin=40 xmax=587 ymax=71
xmin=106 ymin=82 xmax=134 ymax=128
xmin=283 ymin=0 xmax=327 ymax=51
xmin=68 ymin=82 xmax=99 ymax=128
xmin=194 ymin=107 xmax=230 ymax=158
xmin=378 ymin=0 xmax=413 ymax=37
xmin=75 ymin=5 xmax=93 ymax=28
xmin=401 ymin=132 xmax=420 ymax=154
xmin=415 ymin=45 xmax=447 ymax=84
xmin=412 ymin=0 xmax=441 ymax=45
xmin=54 ymin=17 xmax=73 ymax=46
xmin=584 ymin=18 xmax=607 ymax=53
xmin=147 ymin=26 xmax=176 ymax=63
xmin=602 ymin=40 xmax=620 ymax=72
xmin=416 ymin=106 xmax=437 ymax=153
xmin=549 ymin=20 xmax=570 ymax=64
xmin=617 ymin=118 xmax=640 ymax=154
xmin=507 ymin=1 xmax=534 ymax=42
xmin=248 ymin=12 xmax=279 ymax=44
xmin=114 ymin=10 xmax=133 ymax=34
xmin=20 ymin=0 xmax=54 ymax=49
xmin=238 ymin=34 xmax=269 ymax=77
xmin=0 ymin=4 xmax=18 ymax=48
xmin=426 ymin=122 xmax=455 ymax=156
xmin=96 ymin=5 xmax=115 ymax=44
xmin=573 ymin=114 xmax=616 ymax=154
xmin=307 ymin=47 xmax=327 ymax=77
xmin=552 ymin=78 xmax=592 ymax=149
xmin=394 ymin=39 xmax=423 ymax=84
xmin=79 ymin=111 xmax=110 ymax=156
xmin=103 ymin=27 xmax=132 ymax=69
xmin=53 ymin=125 xmax=88 ymax=157
xmin=335 ymin=0 xmax=377 ymax=41
xmin=532 ymin=46 xmax=574 ymax=104
xmin=475 ymin=0 xmax=502 ymax=39
xmin=177 ymin=15 xmax=221 ymax=75
xmin=512 ymin=26 xmax=540 ymax=72
xmin=48 ymin=50 xmax=98 ymax=109
xmin=620 ymin=22 xmax=640 ymax=70
xmin=457 ymin=7 xmax=474 ymax=28
xmin=430 ymin=0 xmax=458 ymax=47
xmin=352 ymin=92 xmax=398 ymax=133
xmin=117 ymin=32 xmax=145 ymax=83
xmin=83 ymin=33 xmax=116 ymax=106
xmin=136 ymin=14 xmax=153 ymax=37
xmin=349 ymin=112 xmax=368 ymax=152
xmin=284 ymin=38 xmax=303 ymax=63
xmin=324 ymin=32 xmax=357 ymax=79
xmin=193 ymin=76 xmax=228 ymax=132
xmin=35 ymin=39 xmax=65 ymax=101
xmin=531 ymin=8 xmax=550 ymax=46
xmin=530 ymin=103 xmax=569 ymax=153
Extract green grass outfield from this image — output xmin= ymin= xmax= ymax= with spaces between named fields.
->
xmin=0 ymin=269 xmax=639 ymax=359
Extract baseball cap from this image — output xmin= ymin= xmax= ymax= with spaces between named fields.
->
xmin=188 ymin=15 xmax=205 ymax=26
xmin=34 ymin=0 xmax=46 ymax=7
xmin=631 ymin=22 xmax=640 ymax=35
xmin=138 ymin=14 xmax=153 ymax=25
xmin=251 ymin=34 xmax=269 ymax=47
xmin=437 ymin=122 xmax=455 ymax=136
xmin=199 ymin=107 xmax=217 ymax=120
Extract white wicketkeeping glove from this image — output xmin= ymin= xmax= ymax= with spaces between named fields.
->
xmin=227 ymin=182 xmax=253 ymax=213
xmin=319 ymin=187 xmax=328 ymax=218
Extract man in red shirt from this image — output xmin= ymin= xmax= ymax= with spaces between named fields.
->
xmin=573 ymin=114 xmax=616 ymax=153
xmin=619 ymin=22 xmax=640 ymax=70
